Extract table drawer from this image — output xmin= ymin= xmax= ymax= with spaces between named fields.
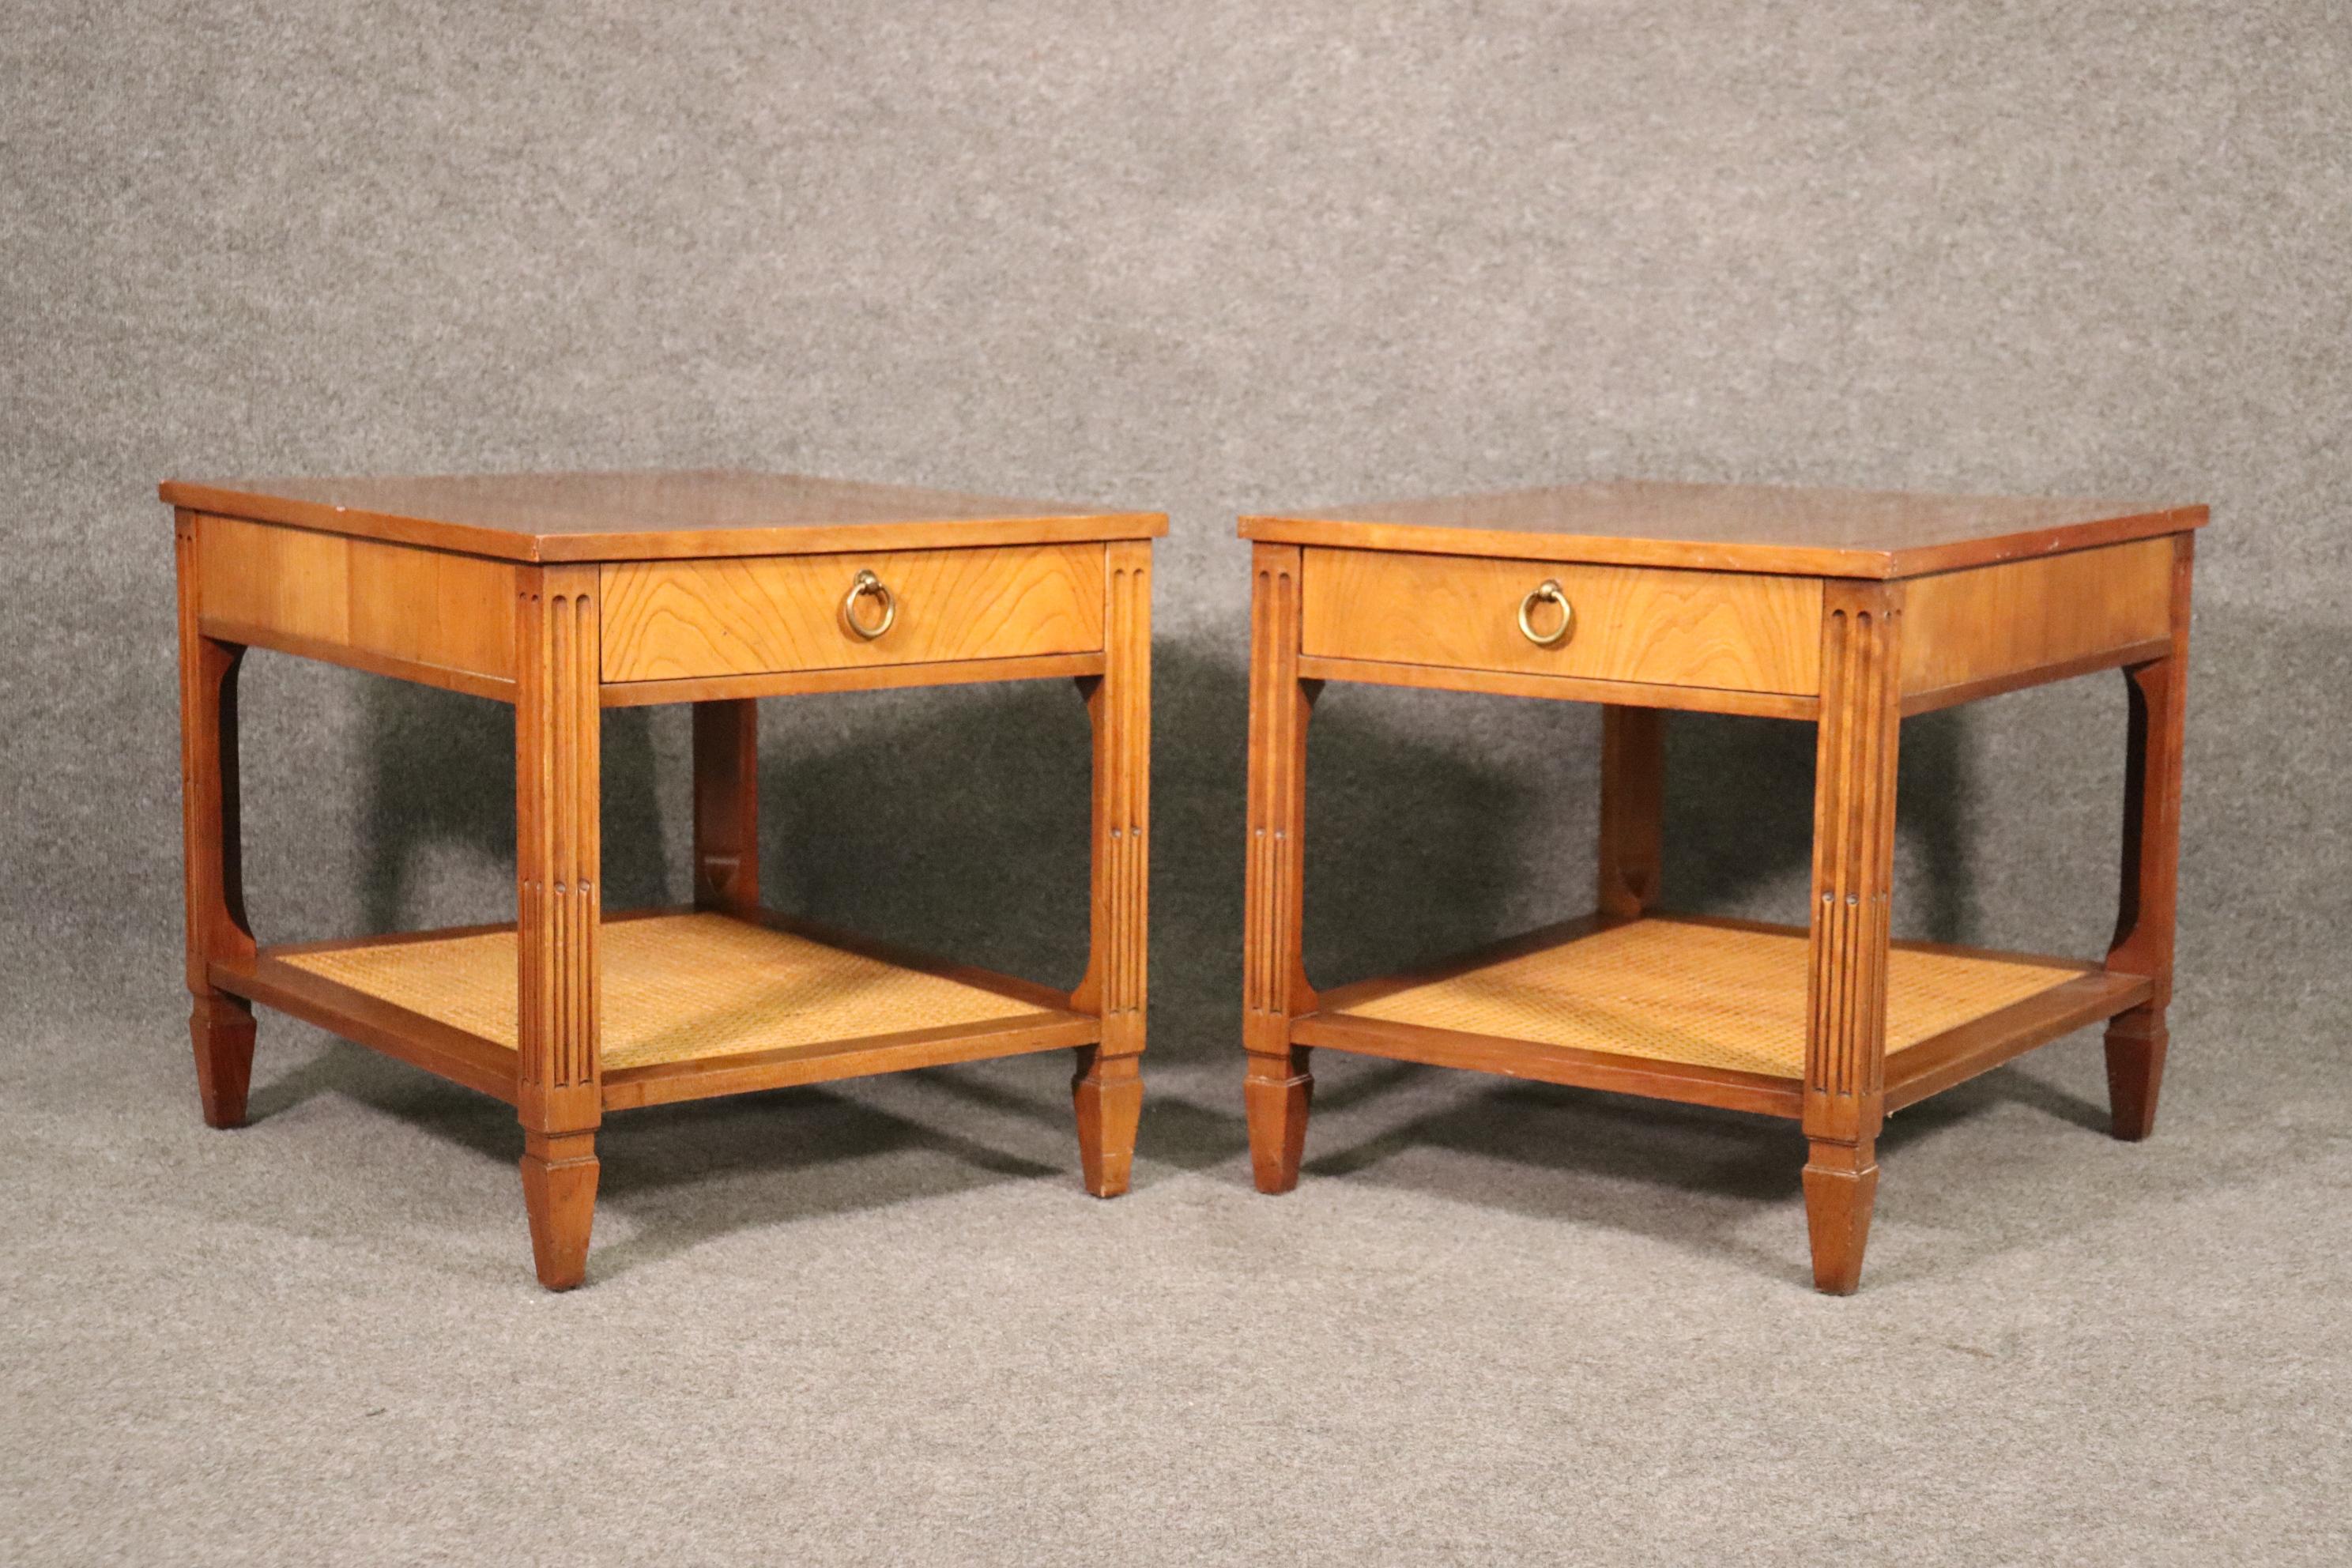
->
xmin=1300 ymin=548 xmax=1822 ymax=695
xmin=600 ymin=544 xmax=1105 ymax=683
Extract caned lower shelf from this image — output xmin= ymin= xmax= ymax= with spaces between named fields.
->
xmin=1293 ymin=914 xmax=2150 ymax=1118
xmin=217 ymin=908 xmax=1096 ymax=1110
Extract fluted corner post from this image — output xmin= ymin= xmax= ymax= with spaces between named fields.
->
xmin=514 ymin=564 xmax=603 ymax=1290
xmin=2104 ymin=532 xmax=2195 ymax=1141
xmin=1069 ymin=540 xmax=1152 ymax=1197
xmin=692 ymin=699 xmax=760 ymax=914
xmin=1802 ymin=579 xmax=1904 ymax=1295
xmin=1242 ymin=543 xmax=1318 ymax=1193
xmin=1596 ymin=705 xmax=1666 ymax=922
xmin=175 ymin=510 xmax=259 ymax=1129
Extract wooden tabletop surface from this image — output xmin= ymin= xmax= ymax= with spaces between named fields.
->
xmin=1241 ymin=480 xmax=2207 ymax=578
xmin=160 ymin=470 xmax=1168 ymax=563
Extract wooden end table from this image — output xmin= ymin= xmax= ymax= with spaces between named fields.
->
xmin=1237 ymin=481 xmax=2204 ymax=1293
xmin=166 ymin=471 xmax=1161 ymax=1289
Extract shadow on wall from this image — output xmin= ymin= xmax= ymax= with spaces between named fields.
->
xmin=345 ymin=639 xmax=1986 ymax=1066
xmin=1297 ymin=677 xmax=1587 ymax=993
xmin=754 ymin=675 xmax=1097 ymax=994
xmin=1664 ymin=703 xmax=1975 ymax=943
xmin=734 ymin=646 xmax=1596 ymax=1062
xmin=356 ymin=683 xmax=673 ymax=936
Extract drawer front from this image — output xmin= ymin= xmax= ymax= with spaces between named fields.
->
xmin=1301 ymin=548 xmax=1822 ymax=695
xmin=600 ymin=544 xmax=1104 ymax=683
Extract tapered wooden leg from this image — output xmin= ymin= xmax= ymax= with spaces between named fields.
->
xmin=1801 ymin=582 xmax=1902 ymax=1295
xmin=1072 ymin=1047 xmax=1144 ymax=1197
xmin=692 ymin=699 xmax=760 ymax=912
xmin=1069 ymin=541 xmax=1152 ymax=1193
xmin=2104 ymin=1008 xmax=2168 ymax=1142
xmin=514 ymin=566 xmax=604 ymax=1291
xmin=1803 ymin=1136 xmax=1879 ymax=1295
xmin=1243 ymin=544 xmax=1318 ymax=1193
xmin=189 ymin=993 xmax=257 ymax=1129
xmin=2104 ymin=534 xmax=2192 ymax=1142
xmin=1245 ymin=1050 xmax=1313 ymax=1193
xmin=521 ymin=1129 xmax=598 ymax=1291
xmin=1597 ymin=705 xmax=1665 ymax=921
xmin=175 ymin=511 xmax=261 ymax=1127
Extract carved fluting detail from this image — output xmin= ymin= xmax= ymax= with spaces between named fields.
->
xmin=1075 ymin=544 xmax=1151 ymax=1052
xmin=516 ymin=575 xmax=602 ymax=1120
xmin=1072 ymin=541 xmax=1152 ymax=1196
xmin=1244 ymin=554 xmax=1307 ymax=1032
xmin=1100 ymin=555 xmax=1150 ymax=1023
xmin=1804 ymin=594 xmax=1902 ymax=1133
xmin=1800 ymin=587 xmax=1902 ymax=1291
xmin=1243 ymin=545 xmax=1314 ymax=1191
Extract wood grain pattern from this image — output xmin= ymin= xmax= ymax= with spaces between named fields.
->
xmin=176 ymin=511 xmax=259 ymax=1129
xmin=1597 ymin=707 xmax=1665 ymax=921
xmin=514 ymin=564 xmax=601 ymax=1290
xmin=1069 ymin=541 xmax=1152 ymax=1197
xmin=1803 ymin=580 xmax=1903 ymax=1295
xmin=2104 ymin=532 xmax=2195 ymax=1140
xmin=692 ymin=700 xmax=760 ymax=912
xmin=1292 ymin=652 xmax=1818 ymax=719
xmin=1242 ymin=544 xmax=1317 ymax=1193
xmin=1901 ymin=536 xmax=2174 ymax=706
xmin=195 ymin=513 xmax=517 ymax=699
xmin=163 ymin=470 xmax=1167 ymax=563
xmin=1244 ymin=480 xmax=2207 ymax=579
xmin=599 ymin=650 xmax=1105 ymax=707
xmin=1301 ymin=548 xmax=1822 ymax=695
xmin=599 ymin=545 xmax=1103 ymax=682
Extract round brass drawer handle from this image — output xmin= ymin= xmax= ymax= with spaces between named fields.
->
xmin=1517 ymin=579 xmax=1573 ymax=646
xmin=841 ymin=569 xmax=896 ymax=639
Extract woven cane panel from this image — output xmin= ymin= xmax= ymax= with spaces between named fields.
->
xmin=1342 ymin=919 xmax=2081 ymax=1078
xmin=284 ymin=913 xmax=1045 ymax=1069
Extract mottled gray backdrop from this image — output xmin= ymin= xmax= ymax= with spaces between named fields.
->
xmin=7 ymin=1 xmax=2345 ymax=1058
xmin=3 ymin=3 xmax=2350 ymax=1561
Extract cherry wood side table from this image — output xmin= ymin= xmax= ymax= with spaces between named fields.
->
xmin=1238 ymin=482 xmax=2204 ymax=1293
xmin=167 ymin=471 xmax=1161 ymax=1290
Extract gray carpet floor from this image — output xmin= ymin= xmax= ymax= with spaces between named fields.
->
xmin=5 ymin=968 xmax=2347 ymax=1566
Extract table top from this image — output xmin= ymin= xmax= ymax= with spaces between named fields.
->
xmin=160 ymin=469 xmax=1167 ymax=563
xmin=1241 ymin=480 xmax=2207 ymax=578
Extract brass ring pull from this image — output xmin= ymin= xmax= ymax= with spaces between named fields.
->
xmin=841 ymin=569 xmax=896 ymax=639
xmin=1517 ymin=579 xmax=1572 ymax=646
